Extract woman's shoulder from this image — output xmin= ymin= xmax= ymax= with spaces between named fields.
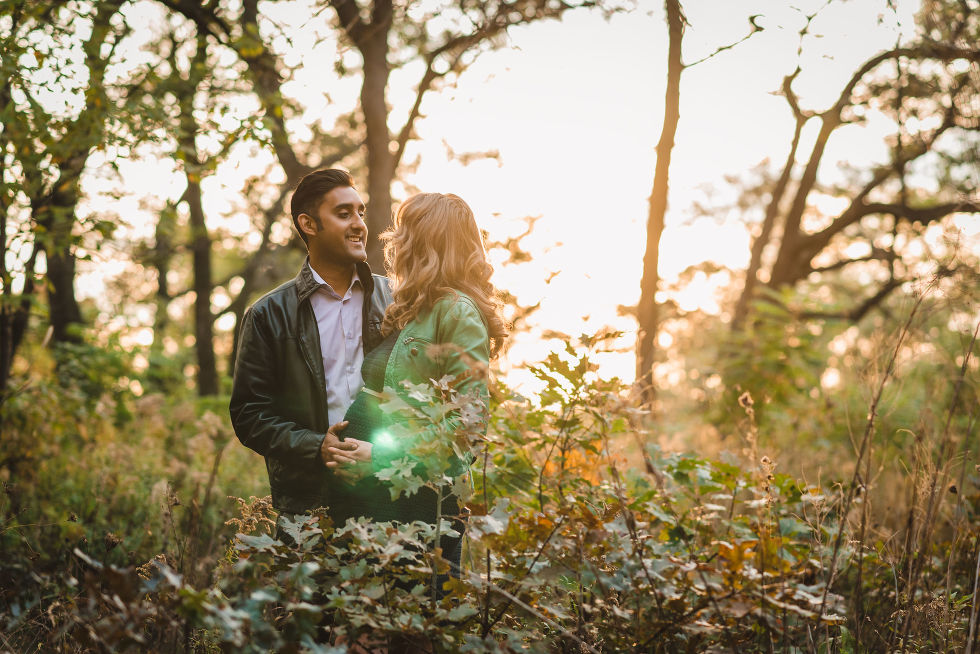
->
xmin=431 ymin=291 xmax=486 ymax=323
xmin=431 ymin=290 xmax=476 ymax=310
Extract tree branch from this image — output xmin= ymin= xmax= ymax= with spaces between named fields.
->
xmin=311 ymin=138 xmax=363 ymax=172
xmin=830 ymin=42 xmax=980 ymax=121
xmin=798 ymin=278 xmax=904 ymax=322
xmin=774 ymin=106 xmax=959 ymax=286
xmin=776 ymin=41 xmax=980 ymax=257
xmin=810 ymin=246 xmax=895 ymax=274
xmin=392 ymin=0 xmax=604 ymax=174
xmin=684 ymin=14 xmax=762 ymax=68
xmin=156 ymin=0 xmax=231 ymax=43
xmin=392 ymin=64 xmax=440 ymax=171
xmin=731 ymin=100 xmax=806 ymax=331
xmin=329 ymin=0 xmax=367 ymax=43
xmin=780 ymin=67 xmax=813 ymax=122
xmin=802 ymin=196 xmax=977 ymax=261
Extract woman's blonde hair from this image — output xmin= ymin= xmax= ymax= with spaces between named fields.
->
xmin=381 ymin=192 xmax=507 ymax=357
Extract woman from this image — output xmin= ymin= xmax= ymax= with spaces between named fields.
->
xmin=322 ymin=192 xmax=507 ymax=573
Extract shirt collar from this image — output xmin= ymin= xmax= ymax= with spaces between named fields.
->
xmin=296 ymin=257 xmax=373 ymax=304
xmin=308 ymin=261 xmax=360 ymax=296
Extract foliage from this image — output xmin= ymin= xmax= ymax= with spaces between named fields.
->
xmin=2 ymin=330 xmax=978 ymax=652
xmin=0 ymin=342 xmax=266 ymax=650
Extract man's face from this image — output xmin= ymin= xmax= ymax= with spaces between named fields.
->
xmin=300 ymin=186 xmax=368 ymax=265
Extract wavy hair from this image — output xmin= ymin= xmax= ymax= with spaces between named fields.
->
xmin=381 ymin=193 xmax=507 ymax=357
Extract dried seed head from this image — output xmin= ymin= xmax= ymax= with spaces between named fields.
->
xmin=104 ymin=532 xmax=122 ymax=552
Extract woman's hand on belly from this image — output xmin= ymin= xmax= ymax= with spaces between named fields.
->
xmin=326 ymin=438 xmax=373 ymax=483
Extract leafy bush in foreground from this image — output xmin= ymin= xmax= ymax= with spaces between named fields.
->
xmin=2 ymin=332 xmax=978 ymax=652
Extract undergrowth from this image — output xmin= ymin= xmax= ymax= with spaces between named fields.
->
xmin=0 ymin=324 xmax=978 ymax=652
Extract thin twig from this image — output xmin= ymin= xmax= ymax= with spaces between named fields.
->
xmin=463 ymin=571 xmax=602 ymax=654
xmin=684 ymin=15 xmax=763 ymax=68
xmin=483 ymin=516 xmax=565 ymax=633
xmin=966 ymin=533 xmax=980 ymax=654
xmin=816 ymin=288 xmax=928 ymax=622
xmin=898 ymin=319 xmax=980 ymax=650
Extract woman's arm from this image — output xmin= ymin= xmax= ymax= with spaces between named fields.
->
xmin=372 ymin=297 xmax=491 ymax=473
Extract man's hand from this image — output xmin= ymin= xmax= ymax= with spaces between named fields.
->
xmin=319 ymin=421 xmax=357 ymax=466
xmin=326 ymin=437 xmax=373 ymax=483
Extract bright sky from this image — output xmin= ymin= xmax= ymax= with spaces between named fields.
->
xmin=68 ymin=0 xmax=944 ymax=389
xmin=399 ymin=0 xmax=920 ymax=385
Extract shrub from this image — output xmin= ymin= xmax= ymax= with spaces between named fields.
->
xmin=1 ymin=331 xmax=977 ymax=652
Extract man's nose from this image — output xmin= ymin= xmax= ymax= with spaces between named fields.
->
xmin=354 ymin=213 xmax=367 ymax=232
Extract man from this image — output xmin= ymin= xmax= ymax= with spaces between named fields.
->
xmin=230 ymin=168 xmax=392 ymax=518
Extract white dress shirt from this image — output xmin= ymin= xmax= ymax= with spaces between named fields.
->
xmin=308 ymin=264 xmax=364 ymax=423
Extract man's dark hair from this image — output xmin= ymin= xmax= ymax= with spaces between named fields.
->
xmin=290 ymin=168 xmax=356 ymax=244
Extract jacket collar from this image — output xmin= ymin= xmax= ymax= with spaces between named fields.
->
xmin=295 ymin=257 xmax=376 ymax=304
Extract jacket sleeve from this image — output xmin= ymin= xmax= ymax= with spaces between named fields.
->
xmin=437 ymin=298 xmax=491 ymax=430
xmin=373 ymin=298 xmax=490 ymax=472
xmin=229 ymin=306 xmax=324 ymax=463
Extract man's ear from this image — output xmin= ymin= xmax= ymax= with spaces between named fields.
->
xmin=297 ymin=212 xmax=320 ymax=238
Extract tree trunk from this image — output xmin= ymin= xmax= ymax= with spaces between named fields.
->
xmin=178 ymin=38 xmax=219 ymax=397
xmin=731 ymin=117 xmax=804 ymax=331
xmin=358 ymin=0 xmax=394 ymax=272
xmin=187 ymin=180 xmax=218 ymax=396
xmin=635 ymin=0 xmax=684 ymax=406
xmin=0 ymin=85 xmax=19 ymax=394
xmin=37 ymin=177 xmax=84 ymax=345
xmin=767 ymin=115 xmax=839 ymax=288
xmin=150 ymin=203 xmax=175 ymax=347
xmin=0 ymin=247 xmax=37 ymax=397
xmin=45 ymin=245 xmax=83 ymax=344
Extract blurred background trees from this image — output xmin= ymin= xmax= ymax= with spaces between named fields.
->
xmin=2 ymin=0 xmax=613 ymax=397
xmin=711 ymin=0 xmax=980 ymax=439
xmin=0 ymin=0 xmax=974 ymax=452
xmin=732 ymin=0 xmax=979 ymax=327
xmin=1 ymin=0 xmax=154 ymax=389
xmin=0 ymin=0 xmax=975 ymax=483
xmin=1 ymin=0 xmax=979 ymax=650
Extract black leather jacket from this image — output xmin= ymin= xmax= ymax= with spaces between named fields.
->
xmin=229 ymin=260 xmax=392 ymax=513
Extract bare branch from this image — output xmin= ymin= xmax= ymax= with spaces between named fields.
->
xmin=684 ymin=14 xmax=763 ymax=68
xmin=156 ymin=0 xmax=232 ymax=43
xmin=829 ymin=42 xmax=980 ymax=121
xmin=329 ymin=0 xmax=367 ymax=43
xmin=806 ymin=195 xmax=977 ymax=257
xmin=311 ymin=138 xmax=363 ymax=171
xmin=798 ymin=278 xmax=904 ymax=322
xmin=392 ymin=1 xmax=590 ymax=172
xmin=731 ymin=113 xmax=806 ymax=331
xmin=392 ymin=66 xmax=440 ymax=171
xmin=810 ymin=247 xmax=895 ymax=274
xmin=775 ymin=107 xmax=959 ymax=285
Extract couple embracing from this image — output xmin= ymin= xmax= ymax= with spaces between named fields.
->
xmin=229 ymin=168 xmax=506 ymax=579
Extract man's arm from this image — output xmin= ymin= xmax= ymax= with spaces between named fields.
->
xmin=230 ymin=306 xmax=353 ymax=464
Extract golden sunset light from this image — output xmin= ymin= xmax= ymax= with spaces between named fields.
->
xmin=3 ymin=0 xmax=979 ymax=649
xmin=67 ymin=0 xmax=966 ymax=394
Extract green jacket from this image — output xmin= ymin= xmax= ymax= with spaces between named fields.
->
xmin=372 ymin=291 xmax=491 ymax=472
